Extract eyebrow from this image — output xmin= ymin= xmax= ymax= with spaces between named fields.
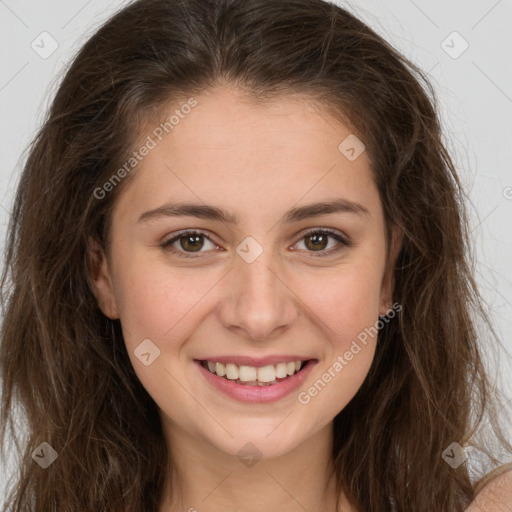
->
xmin=137 ymin=198 xmax=370 ymax=225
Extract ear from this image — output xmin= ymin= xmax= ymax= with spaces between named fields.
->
xmin=378 ymin=225 xmax=403 ymax=316
xmin=88 ymin=236 xmax=120 ymax=319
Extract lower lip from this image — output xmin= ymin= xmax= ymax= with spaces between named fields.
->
xmin=194 ymin=360 xmax=317 ymax=403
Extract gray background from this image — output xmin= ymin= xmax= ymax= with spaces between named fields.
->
xmin=1 ymin=0 xmax=511 ymax=497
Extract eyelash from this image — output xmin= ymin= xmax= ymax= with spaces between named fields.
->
xmin=160 ymin=228 xmax=351 ymax=259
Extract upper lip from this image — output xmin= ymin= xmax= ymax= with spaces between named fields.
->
xmin=195 ymin=355 xmax=315 ymax=367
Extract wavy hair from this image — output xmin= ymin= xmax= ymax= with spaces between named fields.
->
xmin=1 ymin=0 xmax=511 ymax=510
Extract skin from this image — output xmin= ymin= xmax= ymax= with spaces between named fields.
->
xmin=465 ymin=462 xmax=512 ymax=511
xmin=90 ymin=84 xmax=402 ymax=512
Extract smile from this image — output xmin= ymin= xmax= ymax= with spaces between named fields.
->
xmin=200 ymin=360 xmax=307 ymax=386
xmin=194 ymin=357 xmax=317 ymax=403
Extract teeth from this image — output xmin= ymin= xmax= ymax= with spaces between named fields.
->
xmin=257 ymin=365 xmax=276 ymax=383
xmin=215 ymin=362 xmax=226 ymax=377
xmin=275 ymin=362 xmax=288 ymax=378
xmin=239 ymin=365 xmax=257 ymax=382
xmin=203 ymin=359 xmax=305 ymax=385
xmin=225 ymin=363 xmax=239 ymax=380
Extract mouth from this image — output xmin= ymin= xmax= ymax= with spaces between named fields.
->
xmin=198 ymin=359 xmax=313 ymax=386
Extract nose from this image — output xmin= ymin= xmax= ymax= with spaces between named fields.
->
xmin=217 ymin=248 xmax=299 ymax=342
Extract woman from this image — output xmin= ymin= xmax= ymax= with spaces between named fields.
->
xmin=1 ymin=0 xmax=511 ymax=510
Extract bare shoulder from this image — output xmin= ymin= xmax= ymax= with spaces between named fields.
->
xmin=464 ymin=464 xmax=512 ymax=512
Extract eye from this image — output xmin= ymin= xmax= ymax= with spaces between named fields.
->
xmin=160 ymin=228 xmax=351 ymax=259
xmin=292 ymin=228 xmax=350 ymax=257
xmin=160 ymin=230 xmax=219 ymax=259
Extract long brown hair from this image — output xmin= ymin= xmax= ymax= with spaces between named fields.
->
xmin=1 ymin=0 xmax=511 ymax=510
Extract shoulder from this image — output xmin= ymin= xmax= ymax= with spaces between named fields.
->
xmin=464 ymin=463 xmax=512 ymax=511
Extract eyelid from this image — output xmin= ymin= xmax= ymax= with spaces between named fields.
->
xmin=296 ymin=226 xmax=349 ymax=243
xmin=161 ymin=228 xmax=217 ymax=245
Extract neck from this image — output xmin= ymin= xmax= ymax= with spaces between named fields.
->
xmin=158 ymin=420 xmax=352 ymax=512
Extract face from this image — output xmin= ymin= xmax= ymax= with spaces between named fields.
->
xmin=91 ymin=85 xmax=401 ymax=460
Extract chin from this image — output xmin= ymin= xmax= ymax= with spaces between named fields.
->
xmin=202 ymin=418 xmax=313 ymax=461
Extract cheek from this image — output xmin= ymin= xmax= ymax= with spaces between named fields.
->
xmin=112 ymin=250 xmax=217 ymax=351
xmin=294 ymin=254 xmax=383 ymax=410
xmin=299 ymin=256 xmax=384 ymax=344
xmin=111 ymin=257 xmax=221 ymax=406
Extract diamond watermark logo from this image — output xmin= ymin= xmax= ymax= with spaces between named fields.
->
xmin=338 ymin=134 xmax=366 ymax=161
xmin=237 ymin=442 xmax=262 ymax=468
xmin=31 ymin=32 xmax=59 ymax=59
xmin=441 ymin=442 xmax=468 ymax=468
xmin=441 ymin=32 xmax=469 ymax=60
xmin=134 ymin=338 xmax=161 ymax=366
xmin=236 ymin=236 xmax=263 ymax=264
xmin=32 ymin=442 xmax=58 ymax=469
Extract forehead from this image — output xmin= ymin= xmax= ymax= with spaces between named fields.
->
xmin=147 ymin=86 xmax=359 ymax=165
xmin=113 ymin=85 xmax=381 ymax=226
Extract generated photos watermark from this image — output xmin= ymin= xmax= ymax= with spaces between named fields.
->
xmin=297 ymin=301 xmax=402 ymax=405
xmin=93 ymin=97 xmax=198 ymax=200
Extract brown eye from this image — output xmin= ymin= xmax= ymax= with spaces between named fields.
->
xmin=304 ymin=232 xmax=329 ymax=251
xmin=179 ymin=233 xmax=205 ymax=252
xmin=294 ymin=229 xmax=350 ymax=257
xmin=161 ymin=230 xmax=218 ymax=258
